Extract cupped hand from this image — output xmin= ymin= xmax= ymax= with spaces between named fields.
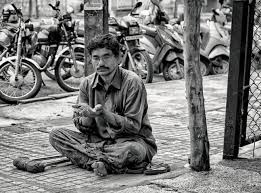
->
xmin=72 ymin=103 xmax=103 ymax=118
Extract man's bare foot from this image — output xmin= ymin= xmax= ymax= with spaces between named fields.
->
xmin=91 ymin=161 xmax=108 ymax=177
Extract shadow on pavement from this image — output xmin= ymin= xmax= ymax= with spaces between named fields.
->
xmin=220 ymin=158 xmax=261 ymax=174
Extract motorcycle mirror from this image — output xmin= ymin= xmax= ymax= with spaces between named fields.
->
xmin=55 ymin=1 xmax=60 ymax=8
xmin=79 ymin=3 xmax=84 ymax=12
xmin=134 ymin=2 xmax=142 ymax=9
xmin=130 ymin=1 xmax=142 ymax=15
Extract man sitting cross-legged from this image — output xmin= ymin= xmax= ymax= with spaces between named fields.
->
xmin=49 ymin=34 xmax=157 ymax=176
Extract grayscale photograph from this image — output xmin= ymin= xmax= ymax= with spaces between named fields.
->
xmin=0 ymin=0 xmax=260 ymax=192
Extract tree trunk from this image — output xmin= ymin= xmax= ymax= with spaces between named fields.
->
xmin=28 ymin=0 xmax=33 ymax=18
xmin=183 ymin=0 xmax=210 ymax=171
xmin=35 ymin=0 xmax=39 ymax=18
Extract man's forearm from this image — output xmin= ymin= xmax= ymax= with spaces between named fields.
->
xmin=101 ymin=109 xmax=123 ymax=129
xmin=101 ymin=109 xmax=141 ymax=134
xmin=73 ymin=115 xmax=94 ymax=133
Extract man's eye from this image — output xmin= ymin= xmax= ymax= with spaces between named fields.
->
xmin=103 ymin=56 xmax=110 ymax=60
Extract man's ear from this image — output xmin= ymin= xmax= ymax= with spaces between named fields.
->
xmin=117 ymin=54 xmax=122 ymax=65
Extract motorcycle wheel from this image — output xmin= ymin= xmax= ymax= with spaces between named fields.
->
xmin=44 ymin=67 xmax=56 ymax=80
xmin=200 ymin=59 xmax=210 ymax=76
xmin=126 ymin=50 xmax=153 ymax=83
xmin=45 ymin=63 xmax=71 ymax=81
xmin=163 ymin=58 xmax=184 ymax=81
xmin=211 ymin=56 xmax=229 ymax=75
xmin=0 ymin=59 xmax=42 ymax=104
xmin=55 ymin=47 xmax=85 ymax=92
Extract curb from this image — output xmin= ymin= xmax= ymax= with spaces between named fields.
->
xmin=17 ymin=92 xmax=78 ymax=104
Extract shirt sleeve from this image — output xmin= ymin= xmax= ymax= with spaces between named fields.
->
xmin=106 ymin=78 xmax=148 ymax=135
xmin=73 ymin=79 xmax=95 ymax=131
xmin=77 ymin=79 xmax=89 ymax=104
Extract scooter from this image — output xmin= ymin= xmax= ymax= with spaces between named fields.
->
xmin=140 ymin=22 xmax=185 ymax=80
xmin=135 ymin=0 xmax=210 ymax=81
xmin=199 ymin=8 xmax=230 ymax=75
xmin=171 ymin=8 xmax=230 ymax=75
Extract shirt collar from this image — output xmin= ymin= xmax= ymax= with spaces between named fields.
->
xmin=92 ymin=67 xmax=121 ymax=90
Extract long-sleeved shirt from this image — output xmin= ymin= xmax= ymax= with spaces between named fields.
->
xmin=76 ymin=66 xmax=157 ymax=160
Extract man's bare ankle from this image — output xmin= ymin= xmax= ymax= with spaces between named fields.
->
xmin=91 ymin=161 xmax=108 ymax=177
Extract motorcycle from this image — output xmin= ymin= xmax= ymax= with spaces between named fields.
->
xmin=52 ymin=1 xmax=85 ymax=92
xmin=29 ymin=2 xmax=84 ymax=88
xmin=134 ymin=0 xmax=210 ymax=81
xmin=109 ymin=2 xmax=153 ymax=83
xmin=0 ymin=4 xmax=42 ymax=104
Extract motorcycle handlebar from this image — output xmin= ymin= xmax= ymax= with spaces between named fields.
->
xmin=48 ymin=3 xmax=55 ymax=10
xmin=58 ymin=18 xmax=71 ymax=25
xmin=48 ymin=3 xmax=60 ymax=11
xmin=11 ymin=3 xmax=23 ymax=18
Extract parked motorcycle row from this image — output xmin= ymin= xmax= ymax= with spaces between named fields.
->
xmin=136 ymin=0 xmax=230 ymax=81
xmin=0 ymin=0 xmax=231 ymax=104
xmin=107 ymin=0 xmax=231 ymax=82
xmin=0 ymin=1 xmax=85 ymax=104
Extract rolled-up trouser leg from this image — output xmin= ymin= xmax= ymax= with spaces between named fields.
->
xmin=49 ymin=128 xmax=102 ymax=170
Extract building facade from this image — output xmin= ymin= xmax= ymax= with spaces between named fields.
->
xmin=0 ymin=0 xmax=223 ymax=19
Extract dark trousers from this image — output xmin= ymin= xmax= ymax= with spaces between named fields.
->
xmin=49 ymin=128 xmax=148 ymax=174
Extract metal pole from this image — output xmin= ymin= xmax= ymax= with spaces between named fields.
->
xmin=223 ymin=0 xmax=251 ymax=159
xmin=240 ymin=0 xmax=256 ymax=146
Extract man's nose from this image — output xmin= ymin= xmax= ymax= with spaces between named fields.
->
xmin=97 ymin=58 xmax=105 ymax=66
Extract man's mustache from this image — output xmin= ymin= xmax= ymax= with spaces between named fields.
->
xmin=97 ymin=67 xmax=108 ymax=70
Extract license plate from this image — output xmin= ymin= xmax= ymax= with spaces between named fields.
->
xmin=125 ymin=35 xmax=143 ymax=40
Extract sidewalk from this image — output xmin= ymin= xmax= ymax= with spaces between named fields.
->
xmin=0 ymin=74 xmax=260 ymax=193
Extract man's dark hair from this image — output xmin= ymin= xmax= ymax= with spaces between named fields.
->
xmin=87 ymin=34 xmax=120 ymax=57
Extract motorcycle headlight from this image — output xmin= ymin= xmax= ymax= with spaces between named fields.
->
xmin=129 ymin=26 xmax=140 ymax=35
xmin=66 ymin=21 xmax=72 ymax=28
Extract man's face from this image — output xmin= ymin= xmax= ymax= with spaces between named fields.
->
xmin=91 ymin=48 xmax=119 ymax=77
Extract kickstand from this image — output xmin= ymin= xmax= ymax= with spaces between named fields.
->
xmin=42 ymin=80 xmax=46 ymax=87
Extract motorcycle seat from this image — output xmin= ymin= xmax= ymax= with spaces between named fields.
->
xmin=140 ymin=24 xmax=157 ymax=38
